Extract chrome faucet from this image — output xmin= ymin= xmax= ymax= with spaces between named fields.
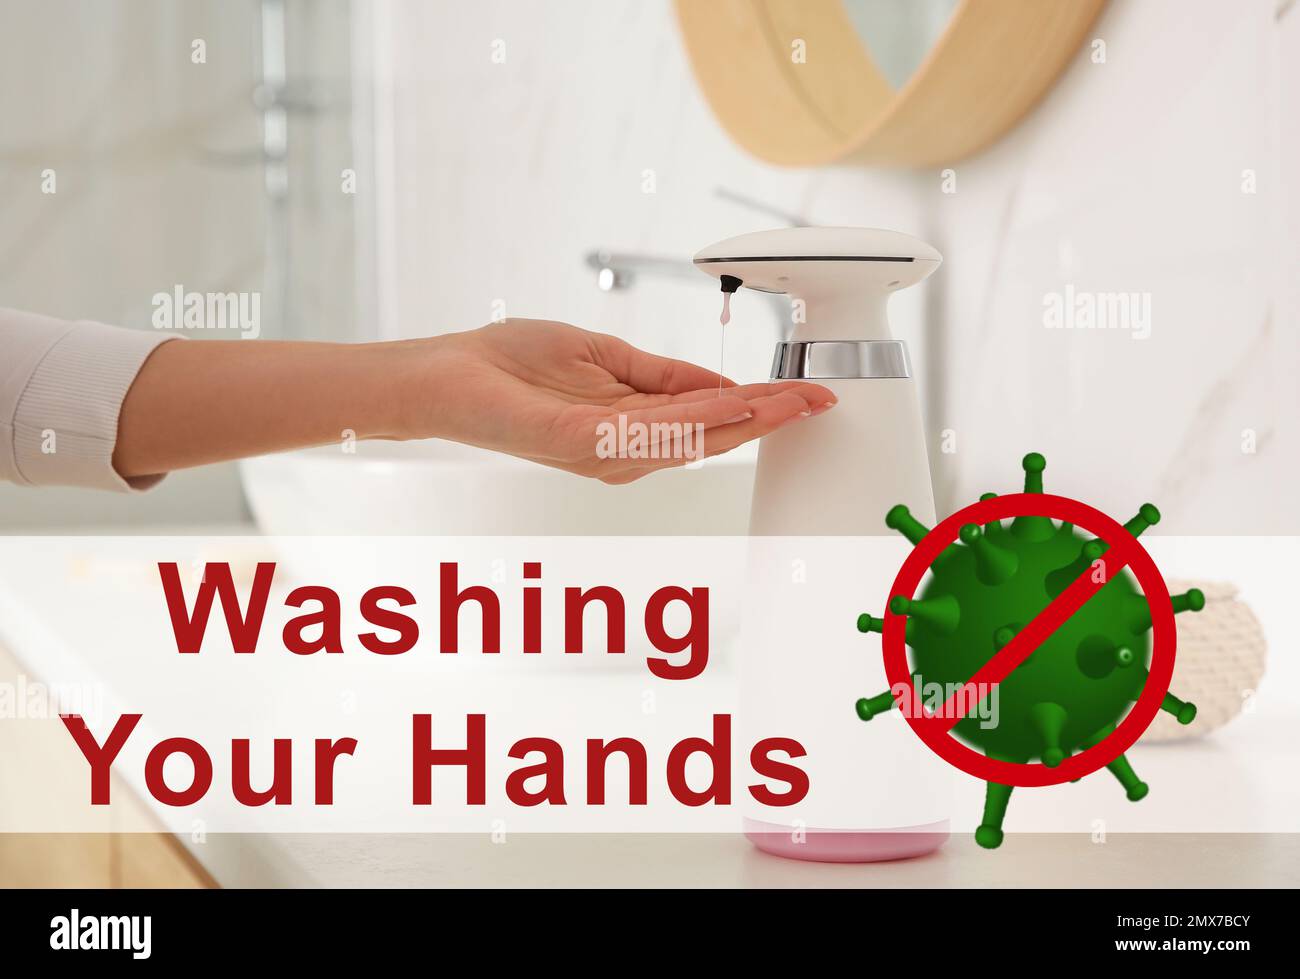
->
xmin=583 ymin=250 xmax=697 ymax=293
xmin=583 ymin=248 xmax=792 ymax=335
xmin=584 ymin=187 xmax=804 ymax=331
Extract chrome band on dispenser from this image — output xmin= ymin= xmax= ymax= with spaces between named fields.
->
xmin=770 ymin=340 xmax=912 ymax=380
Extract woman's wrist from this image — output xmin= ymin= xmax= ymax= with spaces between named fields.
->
xmin=374 ymin=334 xmax=455 ymax=443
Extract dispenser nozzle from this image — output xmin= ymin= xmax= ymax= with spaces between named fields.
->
xmin=719 ymin=274 xmax=743 ymax=294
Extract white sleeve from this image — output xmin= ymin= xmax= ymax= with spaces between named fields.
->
xmin=0 ymin=307 xmax=180 ymax=492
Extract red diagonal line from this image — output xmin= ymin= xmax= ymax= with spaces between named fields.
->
xmin=927 ymin=547 xmax=1133 ymax=733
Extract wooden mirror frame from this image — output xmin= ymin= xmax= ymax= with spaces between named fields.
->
xmin=674 ymin=0 xmax=1108 ymax=167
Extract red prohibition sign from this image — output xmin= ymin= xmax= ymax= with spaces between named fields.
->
xmin=881 ymin=492 xmax=1177 ymax=788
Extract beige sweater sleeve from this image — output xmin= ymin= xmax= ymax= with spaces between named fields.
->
xmin=0 ymin=307 xmax=179 ymax=491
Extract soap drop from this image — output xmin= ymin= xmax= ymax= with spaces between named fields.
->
xmin=717 ymin=293 xmax=731 ymax=397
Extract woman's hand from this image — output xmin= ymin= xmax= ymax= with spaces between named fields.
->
xmin=402 ymin=319 xmax=836 ymax=483
xmin=113 ymin=319 xmax=835 ymax=484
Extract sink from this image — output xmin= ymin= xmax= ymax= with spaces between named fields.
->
xmin=239 ymin=439 xmax=756 ymax=536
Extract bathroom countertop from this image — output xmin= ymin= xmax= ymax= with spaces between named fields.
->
xmin=2 ymin=529 xmax=1297 ymax=888
xmin=195 ymin=830 xmax=1300 ymax=888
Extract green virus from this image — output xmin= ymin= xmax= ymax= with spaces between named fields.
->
xmin=855 ymin=452 xmax=1203 ymax=849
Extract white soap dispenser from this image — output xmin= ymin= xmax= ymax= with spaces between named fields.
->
xmin=695 ymin=227 xmax=940 ymax=535
xmin=695 ymin=227 xmax=953 ymax=861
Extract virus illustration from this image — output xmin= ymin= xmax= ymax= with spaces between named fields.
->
xmin=855 ymin=452 xmax=1203 ymax=849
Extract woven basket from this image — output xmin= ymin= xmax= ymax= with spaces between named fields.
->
xmin=1142 ymin=580 xmax=1267 ymax=742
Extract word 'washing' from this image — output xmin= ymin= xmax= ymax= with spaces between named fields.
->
xmin=160 ymin=561 xmax=709 ymax=680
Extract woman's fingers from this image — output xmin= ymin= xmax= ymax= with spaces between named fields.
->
xmin=592 ymin=389 xmax=832 ymax=482
xmin=665 ymin=380 xmax=836 ymax=408
xmin=548 ymin=368 xmax=838 ymax=480
xmin=612 ymin=380 xmax=837 ymax=413
xmin=594 ymin=334 xmax=738 ymax=395
xmin=613 ymin=393 xmax=756 ymax=431
xmin=665 ymin=390 xmax=823 ymax=465
xmin=545 ymin=393 xmax=752 ymax=467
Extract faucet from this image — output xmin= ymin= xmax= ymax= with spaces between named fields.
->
xmin=584 ymin=187 xmax=806 ymax=333
xmin=583 ymin=250 xmax=698 ymax=293
xmin=583 ymin=248 xmax=793 ymax=335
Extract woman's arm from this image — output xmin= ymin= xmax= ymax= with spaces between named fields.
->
xmin=111 ymin=319 xmax=835 ymax=484
xmin=111 ymin=337 xmax=413 ymax=477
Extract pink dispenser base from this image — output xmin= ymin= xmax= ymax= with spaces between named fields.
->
xmin=744 ymin=818 xmax=949 ymax=863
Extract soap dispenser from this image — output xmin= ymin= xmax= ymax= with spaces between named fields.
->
xmin=695 ymin=227 xmax=953 ymax=861
xmin=695 ymin=227 xmax=940 ymax=535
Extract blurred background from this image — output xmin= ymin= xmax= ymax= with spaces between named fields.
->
xmin=0 ymin=0 xmax=1296 ymax=533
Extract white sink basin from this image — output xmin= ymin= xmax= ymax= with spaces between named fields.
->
xmin=240 ymin=439 xmax=756 ymax=536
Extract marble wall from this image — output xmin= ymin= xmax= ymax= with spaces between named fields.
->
xmin=908 ymin=0 xmax=1298 ymax=535
xmin=377 ymin=0 xmax=1298 ymax=534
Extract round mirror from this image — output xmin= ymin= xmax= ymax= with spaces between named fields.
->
xmin=675 ymin=0 xmax=1107 ymax=167
xmin=842 ymin=0 xmax=959 ymax=90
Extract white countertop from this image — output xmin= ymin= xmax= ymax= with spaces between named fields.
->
xmin=201 ymin=830 xmax=1300 ymax=888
